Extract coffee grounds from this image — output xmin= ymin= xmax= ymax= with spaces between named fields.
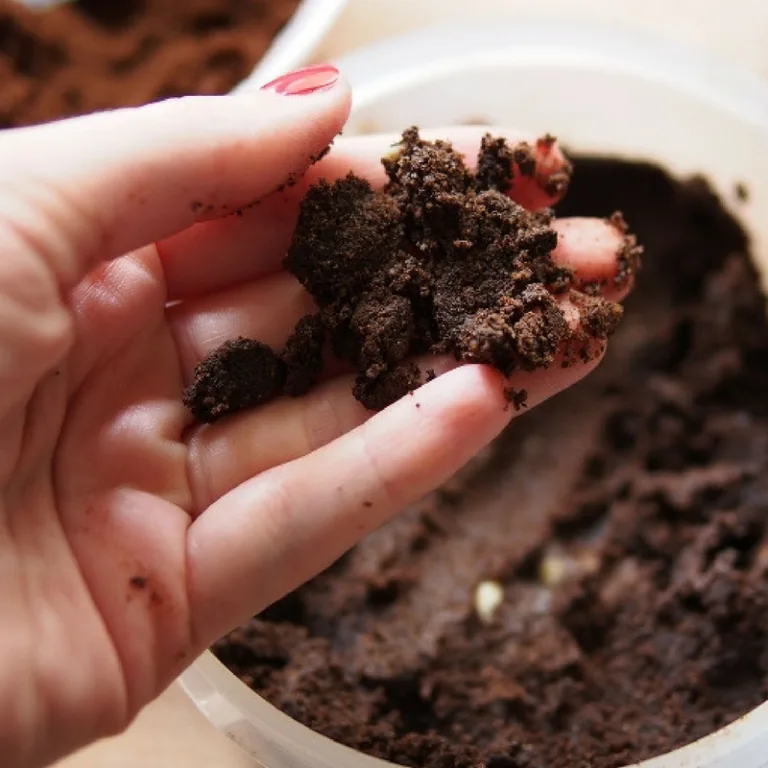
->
xmin=185 ymin=128 xmax=626 ymax=420
xmin=185 ymin=337 xmax=285 ymax=423
xmin=0 ymin=0 xmax=300 ymax=128
xmin=214 ymin=158 xmax=768 ymax=768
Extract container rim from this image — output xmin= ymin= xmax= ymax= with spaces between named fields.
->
xmin=335 ymin=19 xmax=768 ymax=128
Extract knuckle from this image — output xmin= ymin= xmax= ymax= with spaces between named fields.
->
xmin=0 ymin=175 xmax=108 ymax=288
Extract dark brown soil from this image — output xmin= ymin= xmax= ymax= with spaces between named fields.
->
xmin=0 ymin=0 xmax=300 ymax=128
xmin=184 ymin=337 xmax=285 ymax=423
xmin=185 ymin=128 xmax=626 ymax=420
xmin=213 ymin=158 xmax=768 ymax=768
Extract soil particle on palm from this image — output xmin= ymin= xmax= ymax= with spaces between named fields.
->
xmin=281 ymin=314 xmax=325 ymax=397
xmin=608 ymin=211 xmax=644 ymax=289
xmin=183 ymin=337 xmax=284 ymax=423
xmin=186 ymin=128 xmax=629 ymax=422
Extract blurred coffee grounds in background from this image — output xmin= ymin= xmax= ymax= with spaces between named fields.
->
xmin=0 ymin=0 xmax=301 ymax=127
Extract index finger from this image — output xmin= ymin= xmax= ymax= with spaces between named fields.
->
xmin=0 ymin=84 xmax=350 ymax=291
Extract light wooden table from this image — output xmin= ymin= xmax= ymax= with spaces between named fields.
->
xmin=54 ymin=685 xmax=254 ymax=768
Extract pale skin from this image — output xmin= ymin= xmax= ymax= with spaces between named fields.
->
xmin=0 ymin=76 xmax=633 ymax=768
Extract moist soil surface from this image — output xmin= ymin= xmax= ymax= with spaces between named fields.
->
xmin=213 ymin=158 xmax=768 ymax=768
xmin=0 ymin=0 xmax=300 ymax=128
xmin=184 ymin=129 xmax=626 ymax=421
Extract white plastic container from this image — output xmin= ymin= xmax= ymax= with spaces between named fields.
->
xmin=181 ymin=21 xmax=768 ymax=768
xmin=13 ymin=0 xmax=349 ymax=88
xmin=315 ymin=0 xmax=768 ymax=84
xmin=237 ymin=0 xmax=350 ymax=88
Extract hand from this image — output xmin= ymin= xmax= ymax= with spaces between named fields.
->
xmin=0 ymin=67 xmax=631 ymax=768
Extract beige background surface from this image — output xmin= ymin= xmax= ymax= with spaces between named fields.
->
xmin=57 ymin=1 xmax=768 ymax=766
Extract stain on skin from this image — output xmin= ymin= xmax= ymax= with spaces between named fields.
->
xmin=128 ymin=576 xmax=164 ymax=609
xmin=190 ymin=200 xmax=225 ymax=217
xmin=276 ymin=171 xmax=301 ymax=194
xmin=310 ymin=142 xmax=334 ymax=165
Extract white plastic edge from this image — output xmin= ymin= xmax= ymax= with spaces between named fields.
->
xmin=11 ymin=0 xmax=349 ymax=89
xmin=332 ymin=20 xmax=768 ymax=130
xmin=340 ymin=21 xmax=768 ymax=128
xmin=234 ymin=0 xmax=349 ymax=91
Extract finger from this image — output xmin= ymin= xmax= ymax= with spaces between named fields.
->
xmin=168 ymin=271 xmax=315 ymax=383
xmin=169 ymin=250 xmax=607 ymax=391
xmin=158 ymin=126 xmax=572 ymax=300
xmin=553 ymin=217 xmax=642 ymax=302
xmin=186 ymin=355 xmax=603 ymax=640
xmin=185 ymin=334 xmax=604 ymax=511
xmin=185 ymin=358 xmax=453 ymax=510
xmin=167 ymin=211 xmax=629 ymax=388
xmin=303 ymin=127 xmax=572 ymax=210
xmin=175 ymin=287 xmax=610 ymax=503
xmin=0 ymin=73 xmax=350 ymax=289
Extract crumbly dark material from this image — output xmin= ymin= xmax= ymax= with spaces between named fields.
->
xmin=0 ymin=0 xmax=300 ymax=128
xmin=184 ymin=337 xmax=284 ymax=423
xmin=281 ymin=314 xmax=326 ymax=397
xmin=608 ymin=211 xmax=643 ymax=289
xmin=186 ymin=128 xmax=623 ymax=421
xmin=214 ymin=158 xmax=768 ymax=768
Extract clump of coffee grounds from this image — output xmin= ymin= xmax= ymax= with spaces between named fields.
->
xmin=0 ymin=0 xmax=300 ymax=128
xmin=184 ymin=128 xmax=625 ymax=421
xmin=214 ymin=158 xmax=768 ymax=768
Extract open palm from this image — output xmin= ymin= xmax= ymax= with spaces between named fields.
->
xmin=0 ymin=80 xmax=632 ymax=768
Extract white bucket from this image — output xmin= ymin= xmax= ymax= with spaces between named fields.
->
xmin=237 ymin=0 xmax=350 ymax=88
xmin=11 ymin=0 xmax=349 ymax=88
xmin=181 ymin=20 xmax=768 ymax=768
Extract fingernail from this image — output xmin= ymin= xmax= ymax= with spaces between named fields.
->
xmin=536 ymin=133 xmax=557 ymax=156
xmin=260 ymin=64 xmax=340 ymax=96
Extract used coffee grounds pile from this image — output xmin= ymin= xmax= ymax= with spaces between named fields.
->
xmin=2 ymin=2 xmax=766 ymax=766
xmin=183 ymin=128 xmax=627 ymax=421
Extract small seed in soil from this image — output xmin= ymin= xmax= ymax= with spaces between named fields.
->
xmin=474 ymin=580 xmax=505 ymax=624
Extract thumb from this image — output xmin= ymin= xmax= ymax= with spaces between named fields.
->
xmin=0 ymin=65 xmax=350 ymax=291
xmin=0 ymin=65 xmax=348 ymax=416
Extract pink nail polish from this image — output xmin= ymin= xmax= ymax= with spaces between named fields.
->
xmin=260 ymin=64 xmax=340 ymax=96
